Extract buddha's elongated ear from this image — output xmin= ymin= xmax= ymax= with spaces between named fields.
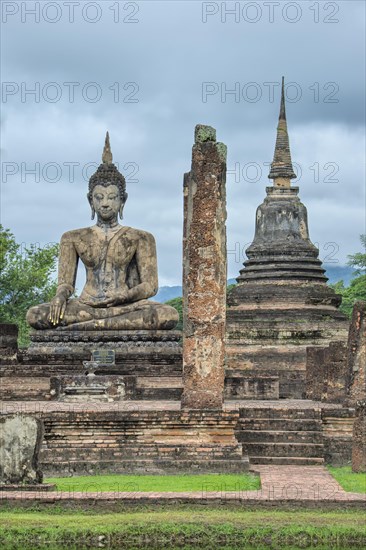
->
xmin=88 ymin=193 xmax=95 ymax=220
xmin=119 ymin=192 xmax=128 ymax=220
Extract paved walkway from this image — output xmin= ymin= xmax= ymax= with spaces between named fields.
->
xmin=1 ymin=466 xmax=364 ymax=506
xmin=252 ymin=465 xmax=363 ymax=501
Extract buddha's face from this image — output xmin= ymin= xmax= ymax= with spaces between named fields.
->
xmin=91 ymin=184 xmax=123 ymax=221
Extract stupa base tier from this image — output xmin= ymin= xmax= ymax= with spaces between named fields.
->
xmin=228 ymin=281 xmax=344 ymax=309
xmin=226 ymin=349 xmax=307 ymax=399
xmin=226 ymin=305 xmax=349 ymax=399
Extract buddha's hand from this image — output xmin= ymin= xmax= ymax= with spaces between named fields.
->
xmin=48 ymin=296 xmax=67 ymax=326
xmin=94 ymin=290 xmax=129 ymax=308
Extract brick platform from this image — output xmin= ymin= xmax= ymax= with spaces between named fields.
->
xmin=0 ymin=403 xmax=249 ymax=475
xmin=0 ymin=400 xmax=354 ymax=469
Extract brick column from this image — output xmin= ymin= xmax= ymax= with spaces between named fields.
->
xmin=347 ymin=301 xmax=366 ymax=404
xmin=181 ymin=125 xmax=227 ymax=410
xmin=352 ymin=400 xmax=366 ymax=472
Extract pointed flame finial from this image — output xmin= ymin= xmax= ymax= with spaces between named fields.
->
xmin=268 ymin=77 xmax=296 ymax=185
xmin=102 ymin=131 xmax=113 ymax=164
xmin=279 ymin=76 xmax=286 ymax=120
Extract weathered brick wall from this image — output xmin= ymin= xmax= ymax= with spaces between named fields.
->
xmin=227 ymin=292 xmax=349 ymax=400
xmin=347 ymin=301 xmax=366 ymax=404
xmin=0 ymin=377 xmax=51 ymax=400
xmin=325 ymin=342 xmax=347 ymax=403
xmin=34 ymin=409 xmax=248 ymax=475
xmin=226 ymin=341 xmax=307 ymax=399
xmin=306 ymin=342 xmax=347 ymax=403
xmin=306 ymin=346 xmax=326 ymax=401
xmin=352 ymin=401 xmax=366 ymax=473
xmin=322 ymin=408 xmax=355 ymax=465
xmin=224 ymin=372 xmax=279 ymax=400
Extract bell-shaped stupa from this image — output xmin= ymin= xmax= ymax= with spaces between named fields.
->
xmin=226 ymin=78 xmax=349 ymax=398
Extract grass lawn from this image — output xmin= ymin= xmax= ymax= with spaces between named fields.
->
xmin=327 ymin=466 xmax=366 ymax=493
xmin=45 ymin=473 xmax=260 ymax=493
xmin=2 ymin=471 xmax=363 ymax=547
xmin=1 ymin=507 xmax=365 ymax=549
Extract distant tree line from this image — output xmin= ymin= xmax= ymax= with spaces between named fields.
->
xmin=330 ymin=235 xmax=366 ymax=317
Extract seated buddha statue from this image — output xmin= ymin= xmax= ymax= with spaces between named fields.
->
xmin=26 ymin=133 xmax=179 ymax=331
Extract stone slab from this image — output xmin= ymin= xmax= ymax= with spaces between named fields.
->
xmin=50 ymin=375 xmax=127 ymax=402
xmin=0 ymin=414 xmax=43 ymax=485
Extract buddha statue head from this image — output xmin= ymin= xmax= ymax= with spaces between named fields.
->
xmin=87 ymin=132 xmax=128 ymax=221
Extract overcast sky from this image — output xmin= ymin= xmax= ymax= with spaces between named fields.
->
xmin=1 ymin=0 xmax=365 ymax=286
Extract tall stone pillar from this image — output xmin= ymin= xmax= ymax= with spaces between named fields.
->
xmin=347 ymin=301 xmax=366 ymax=404
xmin=181 ymin=125 xmax=227 ymax=409
xmin=352 ymin=401 xmax=366 ymax=473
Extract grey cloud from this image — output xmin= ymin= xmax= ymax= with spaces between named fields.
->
xmin=1 ymin=0 xmax=365 ymax=286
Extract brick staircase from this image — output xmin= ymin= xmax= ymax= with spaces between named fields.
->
xmin=236 ymin=406 xmax=325 ymax=465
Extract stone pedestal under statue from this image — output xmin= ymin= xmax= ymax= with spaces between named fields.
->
xmin=22 ymin=329 xmax=182 ymax=401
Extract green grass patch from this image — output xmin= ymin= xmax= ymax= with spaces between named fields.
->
xmin=327 ymin=466 xmax=366 ymax=493
xmin=0 ymin=508 xmax=365 ymax=549
xmin=45 ymin=473 xmax=260 ymax=493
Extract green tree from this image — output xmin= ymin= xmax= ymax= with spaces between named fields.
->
xmin=0 ymin=225 xmax=59 ymax=346
xmin=165 ymin=296 xmax=183 ymax=331
xmin=347 ymin=234 xmax=366 ymax=275
xmin=331 ymin=235 xmax=366 ymax=318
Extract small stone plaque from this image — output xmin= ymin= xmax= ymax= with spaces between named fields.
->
xmin=92 ymin=349 xmax=115 ymax=365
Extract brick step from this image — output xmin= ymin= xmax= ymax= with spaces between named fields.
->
xmin=243 ymin=442 xmax=324 ymax=458
xmin=41 ymin=458 xmax=250 ymax=476
xmin=42 ymin=444 xmax=243 ymax=460
xmin=0 ymin=375 xmax=183 ymax=401
xmin=135 ymin=388 xmax=182 ymax=400
xmin=239 ymin=408 xmax=322 ymax=420
xmin=237 ymin=419 xmax=322 ymax=432
xmin=0 ymin=377 xmax=50 ymax=400
xmin=1 ymin=365 xmax=183 ymax=377
xmin=136 ymin=377 xmax=182 ymax=388
xmin=44 ymin=424 xmax=238 ymax=431
xmin=249 ymin=456 xmax=325 ymax=466
xmin=237 ymin=430 xmax=323 ymax=444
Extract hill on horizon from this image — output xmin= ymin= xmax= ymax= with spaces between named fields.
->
xmin=154 ymin=265 xmax=355 ymax=303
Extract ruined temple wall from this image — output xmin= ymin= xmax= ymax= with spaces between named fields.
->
xmin=352 ymin=401 xmax=366 ymax=472
xmin=30 ymin=409 xmax=247 ymax=475
xmin=226 ymin=290 xmax=349 ymax=399
xmin=306 ymin=342 xmax=347 ymax=403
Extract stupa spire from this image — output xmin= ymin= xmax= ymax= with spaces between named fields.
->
xmin=102 ymin=131 xmax=113 ymax=164
xmin=268 ymin=77 xmax=296 ymax=186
